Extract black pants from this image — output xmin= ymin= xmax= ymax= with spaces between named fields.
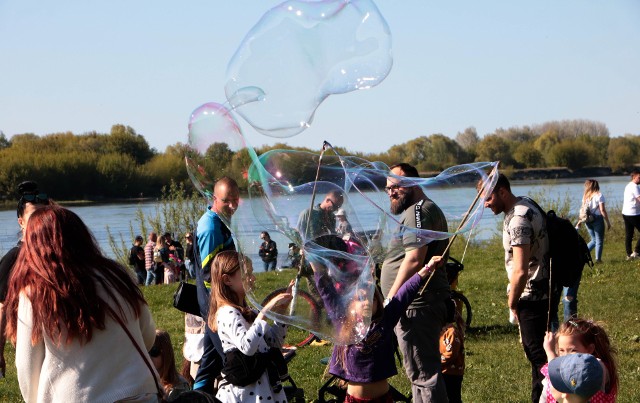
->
xmin=517 ymin=299 xmax=549 ymax=403
xmin=623 ymin=214 xmax=640 ymax=255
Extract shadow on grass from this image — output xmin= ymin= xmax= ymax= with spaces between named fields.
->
xmin=467 ymin=323 xmax=520 ymax=338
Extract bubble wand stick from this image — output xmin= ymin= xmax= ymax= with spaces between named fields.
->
xmin=290 ymin=141 xmax=331 ymax=316
xmin=418 ymin=163 xmax=499 ymax=295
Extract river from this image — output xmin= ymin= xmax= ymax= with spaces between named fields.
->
xmin=0 ymin=176 xmax=631 ymax=270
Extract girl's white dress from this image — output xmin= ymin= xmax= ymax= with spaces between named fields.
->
xmin=216 ymin=305 xmax=288 ymax=403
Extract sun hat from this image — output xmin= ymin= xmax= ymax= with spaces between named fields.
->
xmin=548 ymin=353 xmax=603 ymax=398
xmin=334 ymin=208 xmax=346 ymax=217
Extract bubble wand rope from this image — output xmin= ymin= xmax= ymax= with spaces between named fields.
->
xmin=291 ymin=141 xmax=331 ymax=316
xmin=419 ymin=164 xmax=499 ymax=295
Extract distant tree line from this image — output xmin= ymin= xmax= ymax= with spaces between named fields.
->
xmin=1 ymin=119 xmax=639 ymax=201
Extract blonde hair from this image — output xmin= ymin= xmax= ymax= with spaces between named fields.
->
xmin=582 ymin=179 xmax=600 ymax=204
xmin=207 ymin=250 xmax=256 ymax=331
xmin=557 ymin=318 xmax=618 ymax=394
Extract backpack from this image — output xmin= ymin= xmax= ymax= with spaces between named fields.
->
xmin=525 ymin=198 xmax=593 ymax=287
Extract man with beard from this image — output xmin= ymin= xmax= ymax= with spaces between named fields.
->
xmin=193 ymin=176 xmax=239 ymax=393
xmin=380 ymin=163 xmax=450 ymax=403
xmin=483 ymin=174 xmax=552 ymax=403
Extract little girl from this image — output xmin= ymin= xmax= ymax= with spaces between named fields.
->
xmin=312 ymin=250 xmax=445 ymax=402
xmin=208 ymin=250 xmax=293 ymax=403
xmin=150 ymin=329 xmax=191 ymax=401
xmin=541 ymin=318 xmax=618 ymax=403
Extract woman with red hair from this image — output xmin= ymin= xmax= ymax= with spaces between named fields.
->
xmin=4 ymin=205 xmax=160 ymax=402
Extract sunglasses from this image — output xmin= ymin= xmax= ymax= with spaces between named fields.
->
xmin=20 ymin=193 xmax=49 ymax=203
xmin=384 ymin=184 xmax=402 ymax=193
xmin=148 ymin=345 xmax=161 ymax=357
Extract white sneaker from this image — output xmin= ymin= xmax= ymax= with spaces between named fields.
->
xmin=626 ymin=252 xmax=639 ymax=261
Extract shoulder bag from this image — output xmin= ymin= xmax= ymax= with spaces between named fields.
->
xmin=106 ymin=305 xmax=166 ymax=402
xmin=173 ymin=281 xmax=201 ymax=317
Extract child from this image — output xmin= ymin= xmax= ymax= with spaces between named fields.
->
xmin=547 ymin=353 xmax=604 ymax=403
xmin=541 ymin=318 xmax=618 ymax=402
xmin=208 ymin=250 xmax=293 ymax=403
xmin=312 ymin=251 xmax=445 ymax=402
xmin=150 ymin=329 xmax=191 ymax=401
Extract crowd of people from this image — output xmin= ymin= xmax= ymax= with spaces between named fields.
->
xmin=0 ymin=165 xmax=631 ymax=402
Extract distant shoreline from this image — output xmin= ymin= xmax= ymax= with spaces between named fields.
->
xmin=0 ymin=166 xmax=626 ymax=212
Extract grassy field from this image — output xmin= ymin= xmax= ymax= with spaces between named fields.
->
xmin=2 ymin=221 xmax=639 ymax=402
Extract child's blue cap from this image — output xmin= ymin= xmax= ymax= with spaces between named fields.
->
xmin=548 ymin=353 xmax=603 ymax=398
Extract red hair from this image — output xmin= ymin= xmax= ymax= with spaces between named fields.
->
xmin=4 ymin=205 xmax=146 ymax=346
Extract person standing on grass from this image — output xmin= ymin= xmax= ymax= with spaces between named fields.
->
xmin=258 ymin=231 xmax=278 ymax=272
xmin=622 ymin=168 xmax=640 ymax=260
xmin=193 ymin=176 xmax=239 ymax=394
xmin=483 ymin=173 xmax=557 ymax=403
xmin=380 ymin=163 xmax=450 ymax=403
xmin=144 ymin=232 xmax=157 ymax=286
xmin=129 ymin=235 xmax=146 ymax=285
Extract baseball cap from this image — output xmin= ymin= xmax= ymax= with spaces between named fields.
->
xmin=135 ymin=235 xmax=143 ymax=241
xmin=334 ymin=208 xmax=346 ymax=217
xmin=548 ymin=353 xmax=603 ymax=398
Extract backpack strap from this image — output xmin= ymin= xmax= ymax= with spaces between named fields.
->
xmin=414 ymin=199 xmax=425 ymax=229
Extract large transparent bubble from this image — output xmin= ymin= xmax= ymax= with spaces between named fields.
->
xmin=225 ymin=0 xmax=393 ymax=137
xmin=228 ymin=143 xmax=498 ymax=344
xmin=184 ymin=0 xmax=498 ymax=345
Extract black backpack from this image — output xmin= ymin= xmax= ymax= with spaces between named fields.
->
xmin=545 ymin=210 xmax=593 ymax=287
xmin=525 ymin=198 xmax=593 ymax=287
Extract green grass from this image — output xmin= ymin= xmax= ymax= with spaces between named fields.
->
xmin=2 ymin=223 xmax=640 ymax=402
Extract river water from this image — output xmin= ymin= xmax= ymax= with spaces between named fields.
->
xmin=0 ymin=176 xmax=630 ymax=270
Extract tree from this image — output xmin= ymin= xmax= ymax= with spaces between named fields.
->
xmin=108 ymin=124 xmax=155 ymax=164
xmin=455 ymin=127 xmax=479 ymax=153
xmin=513 ymin=143 xmax=544 ymax=168
xmin=548 ymin=140 xmax=593 ymax=170
xmin=607 ymin=137 xmax=638 ymax=172
xmin=0 ymin=132 xmax=9 ymax=149
xmin=474 ymin=135 xmax=514 ymax=166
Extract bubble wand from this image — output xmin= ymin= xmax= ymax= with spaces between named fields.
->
xmin=419 ymin=163 xmax=499 ymax=295
xmin=290 ymin=141 xmax=331 ymax=316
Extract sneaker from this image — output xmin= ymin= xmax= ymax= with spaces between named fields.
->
xmin=626 ymin=252 xmax=639 ymax=261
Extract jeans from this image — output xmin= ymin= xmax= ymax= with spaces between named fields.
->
xmin=144 ymin=269 xmax=156 ymax=286
xmin=562 ymin=270 xmax=582 ymax=322
xmin=396 ymin=301 xmax=449 ymax=403
xmin=585 ymin=215 xmax=605 ymax=261
xmin=185 ymin=259 xmax=196 ymax=279
xmin=516 ymin=299 xmax=549 ymax=403
xmin=622 ymin=214 xmax=640 ymax=256
xmin=135 ymin=270 xmax=146 ymax=285
xmin=263 ymin=259 xmax=277 ymax=272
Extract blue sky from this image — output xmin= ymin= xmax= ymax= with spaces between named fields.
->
xmin=1 ymin=0 xmax=638 ymax=154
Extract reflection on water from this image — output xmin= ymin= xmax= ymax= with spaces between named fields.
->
xmin=0 ymin=176 xmax=630 ymax=267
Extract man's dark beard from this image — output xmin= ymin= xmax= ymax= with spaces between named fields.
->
xmin=390 ymin=189 xmax=413 ymax=215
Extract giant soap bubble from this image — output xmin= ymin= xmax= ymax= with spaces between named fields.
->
xmin=229 ymin=142 xmax=498 ymax=344
xmin=225 ymin=0 xmax=393 ymax=137
xmin=184 ymin=0 xmax=498 ymax=345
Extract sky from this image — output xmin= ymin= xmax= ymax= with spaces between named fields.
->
xmin=1 ymin=0 xmax=638 ymax=154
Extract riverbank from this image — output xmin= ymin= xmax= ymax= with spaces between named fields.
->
xmin=0 ymin=196 xmax=157 ymax=212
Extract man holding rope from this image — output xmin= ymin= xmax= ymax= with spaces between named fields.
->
xmin=380 ymin=163 xmax=450 ymax=403
xmin=483 ymin=173 xmax=553 ymax=403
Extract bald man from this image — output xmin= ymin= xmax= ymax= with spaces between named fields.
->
xmin=193 ymin=176 xmax=240 ymax=393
